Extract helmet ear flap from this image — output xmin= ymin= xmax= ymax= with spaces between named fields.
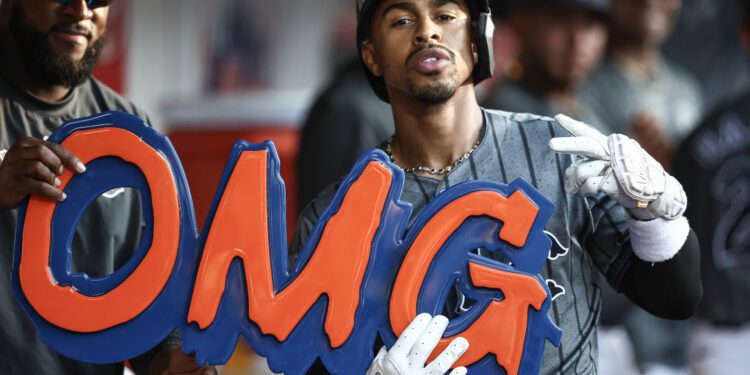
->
xmin=472 ymin=11 xmax=495 ymax=84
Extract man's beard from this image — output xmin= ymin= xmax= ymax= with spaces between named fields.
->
xmin=9 ymin=5 xmax=105 ymax=87
xmin=409 ymin=77 xmax=458 ymax=104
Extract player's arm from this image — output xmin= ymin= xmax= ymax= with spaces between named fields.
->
xmin=550 ymin=115 xmax=701 ymax=319
xmin=618 ymin=230 xmax=701 ymax=319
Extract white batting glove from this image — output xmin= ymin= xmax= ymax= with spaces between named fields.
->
xmin=366 ymin=314 xmax=469 ymax=375
xmin=0 ymin=149 xmax=7 ymax=164
xmin=549 ymin=114 xmax=687 ymax=221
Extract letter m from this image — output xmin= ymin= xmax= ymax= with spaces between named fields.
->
xmin=187 ymin=141 xmax=392 ymax=349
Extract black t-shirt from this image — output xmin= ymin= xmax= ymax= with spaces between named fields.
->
xmin=0 ymin=75 xmax=149 ymax=375
xmin=672 ymin=92 xmax=750 ymax=326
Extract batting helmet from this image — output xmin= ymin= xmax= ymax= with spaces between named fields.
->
xmin=356 ymin=0 xmax=495 ymax=102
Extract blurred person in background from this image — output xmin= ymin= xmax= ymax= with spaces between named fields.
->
xmin=296 ymin=4 xmax=394 ymax=210
xmin=581 ymin=1 xmax=704 ymax=374
xmin=663 ymin=0 xmax=750 ymax=110
xmin=482 ymin=0 xmax=609 ymax=125
xmin=581 ymin=0 xmax=703 ymax=167
xmin=0 ymin=0 xmax=214 ymax=374
xmin=297 ymin=56 xmax=394 ymax=209
xmin=670 ymin=1 xmax=750 ymax=373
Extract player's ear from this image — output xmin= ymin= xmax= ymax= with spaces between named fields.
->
xmin=361 ymin=40 xmax=383 ymax=77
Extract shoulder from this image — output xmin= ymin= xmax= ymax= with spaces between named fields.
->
xmin=80 ymin=77 xmax=152 ymax=123
xmin=483 ymin=108 xmax=570 ymax=137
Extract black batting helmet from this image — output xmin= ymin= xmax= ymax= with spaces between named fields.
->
xmin=356 ymin=0 xmax=495 ymax=102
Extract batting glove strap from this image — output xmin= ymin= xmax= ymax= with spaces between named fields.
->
xmin=628 ymin=215 xmax=690 ymax=262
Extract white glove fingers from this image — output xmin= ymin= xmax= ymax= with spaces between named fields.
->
xmin=564 ymin=160 xmax=609 ymax=194
xmin=449 ymin=367 xmax=468 ymax=375
xmin=373 ymin=346 xmax=388 ymax=361
xmin=554 ymin=114 xmax=608 ymax=144
xmin=408 ymin=315 xmax=450 ymax=368
xmin=390 ymin=313 xmax=432 ymax=359
xmin=549 ymin=137 xmax=609 ymax=160
xmin=425 ymin=337 xmax=469 ymax=375
xmin=365 ymin=346 xmax=393 ymax=375
xmin=599 ymin=174 xmax=622 ymax=196
xmin=564 ymin=165 xmax=580 ymax=194
xmin=578 ymin=176 xmax=605 ymax=197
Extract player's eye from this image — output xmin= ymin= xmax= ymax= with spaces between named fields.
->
xmin=435 ymin=13 xmax=456 ymax=23
xmin=392 ymin=17 xmax=414 ymax=27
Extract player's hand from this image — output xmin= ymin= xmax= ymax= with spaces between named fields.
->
xmin=366 ymin=313 xmax=469 ymax=375
xmin=142 ymin=346 xmax=216 ymax=375
xmin=0 ymin=137 xmax=86 ymax=212
xmin=549 ymin=114 xmax=687 ymax=221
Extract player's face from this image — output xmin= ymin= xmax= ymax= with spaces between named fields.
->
xmin=516 ymin=8 xmax=607 ymax=87
xmin=362 ymin=0 xmax=476 ymax=104
xmin=612 ymin=0 xmax=681 ymax=45
xmin=7 ymin=0 xmax=109 ymax=86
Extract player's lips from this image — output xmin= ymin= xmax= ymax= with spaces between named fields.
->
xmin=50 ymin=24 xmax=91 ymax=45
xmin=407 ymin=47 xmax=453 ymax=74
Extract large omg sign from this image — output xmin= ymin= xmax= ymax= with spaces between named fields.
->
xmin=12 ymin=112 xmax=561 ymax=374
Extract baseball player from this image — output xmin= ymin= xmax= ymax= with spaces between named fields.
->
xmin=292 ymin=0 xmax=702 ymax=373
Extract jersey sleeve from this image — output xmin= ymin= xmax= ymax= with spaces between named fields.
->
xmin=581 ymin=192 xmax=634 ymax=291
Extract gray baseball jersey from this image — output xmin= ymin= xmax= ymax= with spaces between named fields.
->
xmin=292 ymin=109 xmax=635 ymax=374
xmin=0 ymin=75 xmax=148 ymax=375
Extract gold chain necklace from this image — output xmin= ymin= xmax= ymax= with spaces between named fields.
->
xmin=384 ymin=136 xmax=481 ymax=176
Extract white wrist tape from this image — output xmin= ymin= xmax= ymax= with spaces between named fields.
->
xmin=627 ymin=216 xmax=690 ymax=263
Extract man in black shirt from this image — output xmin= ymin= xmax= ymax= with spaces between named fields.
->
xmin=0 ymin=0 xmax=214 ymax=373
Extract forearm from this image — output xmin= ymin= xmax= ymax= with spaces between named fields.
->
xmin=620 ymin=229 xmax=702 ymax=319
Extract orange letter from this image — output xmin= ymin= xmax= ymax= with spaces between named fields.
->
xmin=187 ymin=152 xmax=391 ymax=348
xmin=20 ymin=127 xmax=181 ymax=333
xmin=390 ymin=190 xmax=545 ymax=374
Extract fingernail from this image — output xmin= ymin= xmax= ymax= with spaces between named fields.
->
xmin=54 ymin=177 xmax=61 ymax=186
xmin=76 ymin=162 xmax=86 ymax=173
xmin=59 ymin=193 xmax=67 ymax=201
xmin=58 ymin=165 xmax=64 ymax=175
xmin=454 ymin=337 xmax=469 ymax=350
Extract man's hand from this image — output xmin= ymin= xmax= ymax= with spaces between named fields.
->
xmin=366 ymin=313 xmax=469 ymax=375
xmin=549 ymin=114 xmax=687 ymax=221
xmin=0 ymin=137 xmax=86 ymax=212
xmin=145 ymin=346 xmax=217 ymax=375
